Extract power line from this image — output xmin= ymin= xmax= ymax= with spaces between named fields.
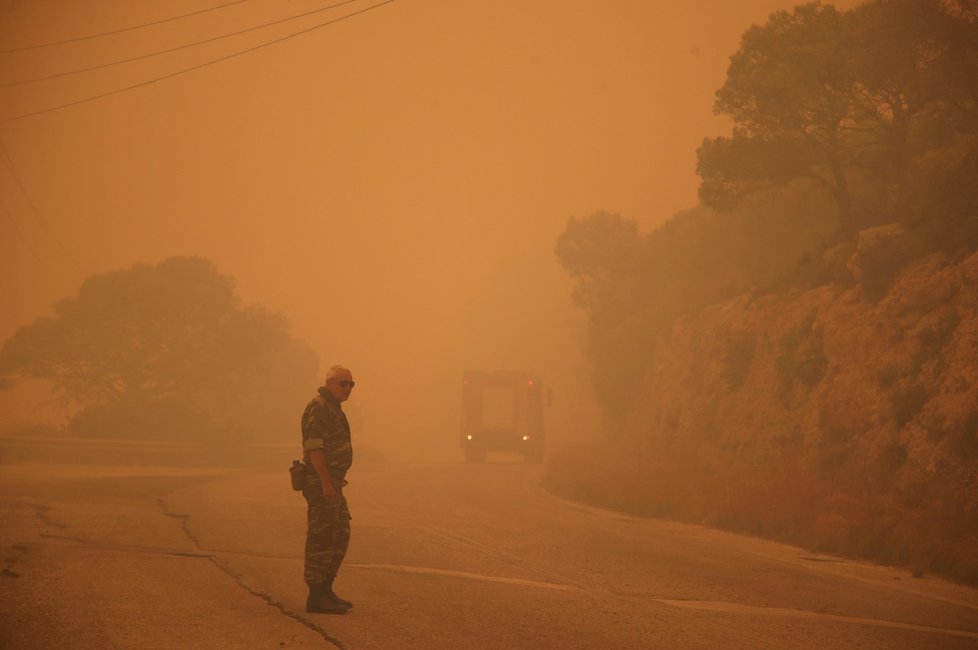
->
xmin=0 ymin=0 xmax=254 ymax=54
xmin=0 ymin=139 xmax=83 ymax=275
xmin=2 ymin=0 xmax=364 ymax=88
xmin=0 ymin=0 xmax=398 ymax=124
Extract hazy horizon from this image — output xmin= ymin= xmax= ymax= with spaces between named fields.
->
xmin=0 ymin=0 xmax=859 ymax=458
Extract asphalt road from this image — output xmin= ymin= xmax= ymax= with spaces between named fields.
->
xmin=2 ymin=459 xmax=978 ymax=649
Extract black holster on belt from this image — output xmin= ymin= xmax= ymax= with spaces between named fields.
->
xmin=289 ymin=460 xmax=305 ymax=491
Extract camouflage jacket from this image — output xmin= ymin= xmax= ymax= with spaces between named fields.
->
xmin=301 ymin=387 xmax=353 ymax=484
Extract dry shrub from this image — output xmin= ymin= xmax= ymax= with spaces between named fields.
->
xmin=847 ymin=223 xmax=910 ymax=301
xmin=775 ymin=311 xmax=827 ymax=391
xmin=546 ymin=434 xmax=978 ymax=585
xmin=544 ymin=439 xmax=702 ymax=519
xmin=898 ymin=474 xmax=978 ymax=583
xmin=703 ymin=457 xmax=827 ymax=544
xmin=721 ymin=329 xmax=756 ymax=390
xmin=889 ymin=381 xmax=931 ymax=429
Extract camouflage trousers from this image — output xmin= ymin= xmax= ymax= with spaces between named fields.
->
xmin=303 ymin=477 xmax=352 ymax=586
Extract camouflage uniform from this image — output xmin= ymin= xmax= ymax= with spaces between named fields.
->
xmin=301 ymin=386 xmax=353 ymax=586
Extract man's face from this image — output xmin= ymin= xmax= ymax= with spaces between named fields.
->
xmin=325 ymin=369 xmax=355 ymax=403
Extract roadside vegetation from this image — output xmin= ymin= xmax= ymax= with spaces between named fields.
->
xmin=549 ymin=0 xmax=978 ymax=584
xmin=0 ymin=256 xmax=319 ymax=446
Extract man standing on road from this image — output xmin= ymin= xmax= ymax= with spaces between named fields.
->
xmin=301 ymin=365 xmax=355 ymax=614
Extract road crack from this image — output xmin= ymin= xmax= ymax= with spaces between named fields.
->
xmin=33 ymin=502 xmax=68 ymax=529
xmin=37 ymin=532 xmax=214 ymax=558
xmin=157 ymin=497 xmax=347 ymax=649
xmin=3 ymin=542 xmax=29 ymax=578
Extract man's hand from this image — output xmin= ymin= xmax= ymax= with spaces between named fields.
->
xmin=308 ymin=449 xmax=340 ymax=507
xmin=321 ymin=486 xmax=341 ymax=504
xmin=321 ymin=487 xmax=341 ymax=521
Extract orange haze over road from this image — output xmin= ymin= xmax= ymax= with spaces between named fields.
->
xmin=0 ymin=0 xmax=857 ymax=457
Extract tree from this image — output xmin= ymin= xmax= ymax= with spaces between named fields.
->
xmin=699 ymin=3 xmax=860 ymax=234
xmin=697 ymin=0 xmax=977 ymax=237
xmin=557 ymin=200 xmax=843 ymax=431
xmin=847 ymin=0 xmax=977 ymax=186
xmin=556 ymin=212 xmax=652 ymax=430
xmin=555 ymin=211 xmax=643 ymax=316
xmin=0 ymin=256 xmax=319 ymax=442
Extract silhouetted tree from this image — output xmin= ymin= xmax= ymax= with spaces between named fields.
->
xmin=698 ymin=0 xmax=978 ymax=237
xmin=0 ymin=256 xmax=318 ymax=442
xmin=564 ymin=0 xmax=978 ymax=433
xmin=555 ymin=212 xmax=643 ymax=315
xmin=847 ymin=0 xmax=977 ymax=188
xmin=698 ymin=3 xmax=860 ymax=233
xmin=556 ymin=212 xmax=649 ymax=431
xmin=555 ymin=202 xmax=839 ymax=429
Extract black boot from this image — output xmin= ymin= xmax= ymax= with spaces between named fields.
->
xmin=327 ymin=576 xmax=353 ymax=610
xmin=306 ymin=582 xmax=346 ymax=614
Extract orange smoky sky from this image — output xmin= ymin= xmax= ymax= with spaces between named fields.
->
xmin=0 ymin=0 xmax=858 ymax=458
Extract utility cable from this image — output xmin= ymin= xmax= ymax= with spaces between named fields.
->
xmin=0 ymin=0 xmax=254 ymax=54
xmin=0 ymin=0 xmax=398 ymax=124
xmin=2 ymin=0 xmax=364 ymax=88
xmin=0 ymin=139 xmax=83 ymax=275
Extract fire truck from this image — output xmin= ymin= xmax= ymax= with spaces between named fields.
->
xmin=459 ymin=370 xmax=551 ymax=463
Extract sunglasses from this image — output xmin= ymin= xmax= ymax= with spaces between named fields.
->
xmin=337 ymin=380 xmax=355 ymax=389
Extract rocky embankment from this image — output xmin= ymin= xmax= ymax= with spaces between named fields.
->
xmin=549 ymin=228 xmax=978 ymax=583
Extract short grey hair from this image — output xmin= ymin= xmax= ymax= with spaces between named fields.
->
xmin=324 ymin=365 xmax=351 ymax=383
